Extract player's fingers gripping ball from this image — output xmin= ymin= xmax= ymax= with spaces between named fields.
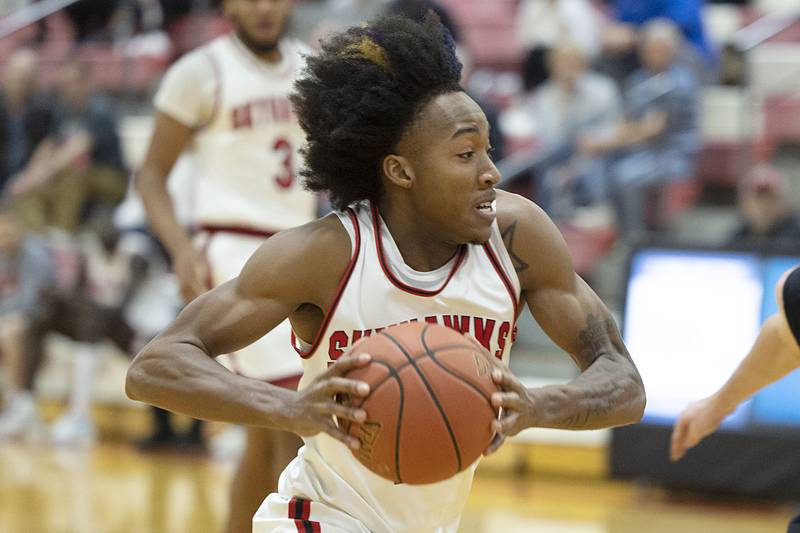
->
xmin=339 ymin=322 xmax=501 ymax=485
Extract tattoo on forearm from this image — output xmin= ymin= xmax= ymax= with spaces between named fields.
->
xmin=552 ymin=312 xmax=641 ymax=429
xmin=501 ymin=221 xmax=529 ymax=273
xmin=577 ymin=312 xmax=633 ymax=367
xmin=560 ymin=403 xmax=617 ymax=428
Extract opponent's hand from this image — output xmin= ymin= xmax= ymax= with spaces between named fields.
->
xmin=285 ymin=353 xmax=372 ymax=450
xmin=485 ymin=364 xmax=534 ymax=456
xmin=173 ymin=245 xmax=211 ymax=302
xmin=670 ymin=396 xmax=728 ymax=462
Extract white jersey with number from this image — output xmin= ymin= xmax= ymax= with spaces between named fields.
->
xmin=155 ymin=33 xmax=315 ymax=232
xmin=259 ymin=201 xmax=521 ymax=533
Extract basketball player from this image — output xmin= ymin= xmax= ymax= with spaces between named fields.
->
xmin=134 ymin=1 xmax=315 ymax=531
xmin=127 ymin=15 xmax=645 ymax=532
xmin=671 ymin=265 xmax=800 ymax=462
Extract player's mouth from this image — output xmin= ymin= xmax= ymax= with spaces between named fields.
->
xmin=474 ymin=195 xmax=496 ymax=224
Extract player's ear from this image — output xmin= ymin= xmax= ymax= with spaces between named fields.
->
xmin=382 ymin=154 xmax=414 ymax=190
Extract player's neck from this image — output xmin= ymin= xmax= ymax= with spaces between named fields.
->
xmin=378 ymin=201 xmax=461 ymax=272
xmin=235 ymin=32 xmax=283 ymax=64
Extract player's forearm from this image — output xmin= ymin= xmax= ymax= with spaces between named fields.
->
xmin=529 ymin=353 xmax=645 ymax=430
xmin=135 ymin=168 xmax=194 ymax=259
xmin=713 ymin=314 xmax=800 ymax=414
xmin=126 ymin=337 xmax=293 ymax=429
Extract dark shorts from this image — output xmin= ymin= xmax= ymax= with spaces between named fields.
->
xmin=782 ymin=266 xmax=800 ymax=347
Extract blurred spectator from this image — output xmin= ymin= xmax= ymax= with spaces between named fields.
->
xmin=610 ymin=0 xmax=714 ymax=64
xmin=517 ymin=0 xmax=607 ymax=91
xmin=0 ymin=49 xmax=59 ymax=194
xmin=386 ymin=0 xmax=461 ymax=42
xmin=580 ymin=20 xmax=699 ymax=239
xmin=593 ymin=23 xmax=640 ymax=88
xmin=0 ymin=212 xmax=148 ymax=444
xmin=502 ymin=43 xmax=620 ymax=214
xmin=113 ymin=179 xmax=203 ymax=451
xmin=64 ymin=0 xmax=122 ymax=42
xmin=8 ymin=60 xmax=128 ymax=233
xmin=0 ymin=214 xmax=55 ymax=439
xmin=727 ymin=165 xmax=800 ymax=248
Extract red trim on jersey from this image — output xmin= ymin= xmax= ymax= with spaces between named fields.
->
xmin=197 ymin=49 xmax=222 ymax=131
xmin=370 ymin=204 xmax=466 ymax=297
xmin=288 ymin=497 xmax=320 ymax=533
xmin=291 ymin=209 xmax=362 ymax=359
xmin=483 ymin=241 xmax=520 ymax=321
xmin=198 ymin=224 xmax=276 ymax=239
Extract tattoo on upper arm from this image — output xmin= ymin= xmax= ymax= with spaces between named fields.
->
xmin=577 ymin=312 xmax=633 ymax=368
xmin=501 ymin=220 xmax=529 ymax=273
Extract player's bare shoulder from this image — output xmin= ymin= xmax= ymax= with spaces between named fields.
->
xmin=494 ymin=190 xmax=574 ymax=288
xmin=237 ymin=213 xmax=353 ymax=307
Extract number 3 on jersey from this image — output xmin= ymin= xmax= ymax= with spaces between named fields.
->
xmin=273 ymin=137 xmax=294 ymax=189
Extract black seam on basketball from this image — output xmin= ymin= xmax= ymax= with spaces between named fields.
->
xmin=381 ymin=331 xmax=463 ymax=473
xmin=350 ymin=345 xmax=478 ymax=396
xmin=346 ymin=360 xmax=405 ymax=484
xmin=420 ymin=325 xmax=497 ymax=415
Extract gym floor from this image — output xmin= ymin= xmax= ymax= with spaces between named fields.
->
xmin=1 ymin=437 xmax=795 ymax=533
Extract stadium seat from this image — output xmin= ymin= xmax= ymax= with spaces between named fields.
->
xmin=556 ymin=223 xmax=617 ymax=277
xmin=695 ymin=142 xmax=751 ymax=188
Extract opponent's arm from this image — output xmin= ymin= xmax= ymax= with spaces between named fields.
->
xmin=670 ymin=269 xmax=800 ymax=460
xmin=125 ymin=219 xmax=370 ymax=449
xmin=488 ymin=192 xmax=645 ymax=451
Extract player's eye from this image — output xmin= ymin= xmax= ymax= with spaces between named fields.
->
xmin=458 ymin=151 xmax=474 ymax=160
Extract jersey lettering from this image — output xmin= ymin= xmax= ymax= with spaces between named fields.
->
xmin=326 ymin=315 xmax=512 ymax=361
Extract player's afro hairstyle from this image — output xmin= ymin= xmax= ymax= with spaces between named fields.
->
xmin=291 ymin=14 xmax=463 ymax=210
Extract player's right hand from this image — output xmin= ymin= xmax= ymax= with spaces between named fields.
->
xmin=670 ymin=396 xmax=728 ymax=462
xmin=174 ymin=246 xmax=212 ymax=302
xmin=284 ymin=353 xmax=372 ymax=450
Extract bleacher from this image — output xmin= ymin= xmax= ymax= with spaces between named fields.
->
xmin=1 ymin=0 xmax=799 ymax=278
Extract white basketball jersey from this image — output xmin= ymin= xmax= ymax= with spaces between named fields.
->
xmin=281 ymin=201 xmax=521 ymax=533
xmin=190 ymin=35 xmax=315 ymax=232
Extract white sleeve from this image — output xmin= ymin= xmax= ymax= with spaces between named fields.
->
xmin=154 ymin=49 xmax=218 ymax=128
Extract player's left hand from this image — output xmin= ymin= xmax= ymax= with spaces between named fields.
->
xmin=670 ymin=396 xmax=728 ymax=462
xmin=484 ymin=365 xmax=534 ymax=456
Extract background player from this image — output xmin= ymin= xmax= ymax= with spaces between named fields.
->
xmin=134 ymin=1 xmax=315 ymax=531
xmin=671 ymin=265 xmax=800 ymax=462
xmin=127 ymin=15 xmax=645 ymax=531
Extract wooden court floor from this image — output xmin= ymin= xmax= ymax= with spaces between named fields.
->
xmin=1 ymin=440 xmax=797 ymax=533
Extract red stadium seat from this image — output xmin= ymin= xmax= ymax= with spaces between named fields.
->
xmin=695 ymin=142 xmax=750 ymax=188
xmin=556 ymin=223 xmax=617 ymax=277
xmin=763 ymin=94 xmax=800 ymax=151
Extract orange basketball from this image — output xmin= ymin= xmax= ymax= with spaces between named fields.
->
xmin=340 ymin=322 xmax=500 ymax=485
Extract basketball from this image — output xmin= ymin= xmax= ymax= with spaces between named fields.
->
xmin=340 ymin=322 xmax=500 ymax=485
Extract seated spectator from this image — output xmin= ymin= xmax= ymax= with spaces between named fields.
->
xmin=727 ymin=165 xmax=800 ymax=248
xmin=7 ymin=60 xmax=128 ymax=234
xmin=501 ymin=43 xmax=620 ymax=215
xmin=0 ymin=211 xmax=148 ymax=444
xmin=516 ymin=0 xmax=607 ymax=91
xmin=593 ymin=23 xmax=640 ymax=88
xmin=0 ymin=214 xmax=55 ymax=439
xmin=0 ymin=49 xmax=59 ymax=195
xmin=64 ymin=0 xmax=121 ymax=42
xmin=580 ymin=20 xmax=699 ymax=240
xmin=114 ymin=182 xmax=204 ymax=451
